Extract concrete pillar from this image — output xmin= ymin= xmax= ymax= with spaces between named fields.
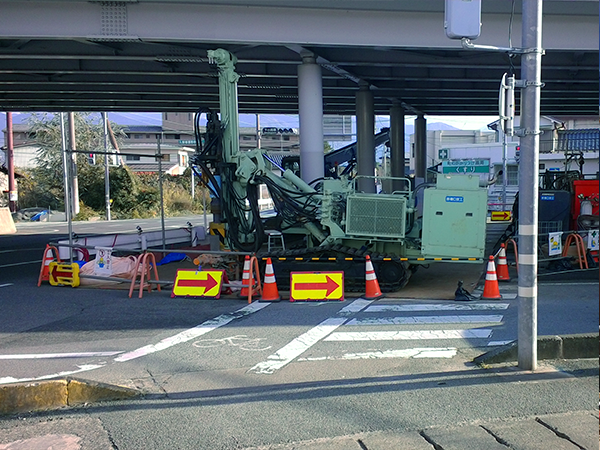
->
xmin=356 ymin=84 xmax=375 ymax=193
xmin=298 ymin=54 xmax=324 ymax=185
xmin=414 ymin=114 xmax=427 ymax=179
xmin=390 ymin=104 xmax=406 ymax=192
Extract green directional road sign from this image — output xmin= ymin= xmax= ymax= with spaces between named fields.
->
xmin=442 ymin=159 xmax=490 ymax=174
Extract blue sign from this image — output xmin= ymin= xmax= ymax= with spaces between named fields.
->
xmin=541 ymin=194 xmax=555 ymax=201
xmin=445 ymin=196 xmax=464 ymax=203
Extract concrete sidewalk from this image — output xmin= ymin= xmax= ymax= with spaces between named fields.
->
xmin=1 ymin=408 xmax=597 ymax=449
xmin=239 ymin=410 xmax=600 ymax=450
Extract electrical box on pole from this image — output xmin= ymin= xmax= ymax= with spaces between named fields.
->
xmin=444 ymin=0 xmax=481 ymax=40
xmin=499 ymin=73 xmax=516 ymax=136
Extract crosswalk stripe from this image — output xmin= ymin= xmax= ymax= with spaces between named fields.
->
xmin=248 ymin=317 xmax=347 ymax=374
xmin=298 ymin=347 xmax=458 ymax=361
xmin=346 ymin=315 xmax=503 ymax=325
xmin=324 ymin=329 xmax=493 ymax=341
xmin=365 ymin=303 xmax=509 ymax=312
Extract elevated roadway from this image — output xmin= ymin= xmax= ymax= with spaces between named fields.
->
xmin=0 ymin=0 xmax=597 ymax=115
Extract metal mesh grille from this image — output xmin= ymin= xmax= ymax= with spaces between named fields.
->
xmin=346 ymin=195 xmax=406 ymax=238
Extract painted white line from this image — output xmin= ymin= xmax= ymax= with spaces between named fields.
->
xmin=0 ymin=351 xmax=124 ymax=360
xmin=324 ymin=329 xmax=493 ymax=341
xmin=0 ymin=364 xmax=105 ymax=385
xmin=346 ymin=315 xmax=503 ymax=326
xmin=248 ymin=317 xmax=348 ymax=374
xmin=115 ymin=302 xmax=270 ymax=362
xmin=365 ymin=303 xmax=509 ymax=312
xmin=298 ymin=347 xmax=458 ymax=361
xmin=488 ymin=340 xmax=514 ymax=346
xmin=500 ymin=293 xmax=518 ymax=299
xmin=0 ymin=260 xmax=41 ymax=268
xmin=337 ymin=299 xmax=373 ymax=315
xmin=0 ymin=283 xmax=14 ymax=288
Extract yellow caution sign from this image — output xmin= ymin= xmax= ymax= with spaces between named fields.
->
xmin=48 ymin=262 xmax=80 ymax=287
xmin=171 ymin=269 xmax=224 ymax=298
xmin=290 ymin=271 xmax=344 ymax=302
xmin=491 ymin=211 xmax=512 ymax=221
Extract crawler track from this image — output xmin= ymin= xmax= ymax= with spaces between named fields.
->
xmin=258 ymin=244 xmax=412 ymax=293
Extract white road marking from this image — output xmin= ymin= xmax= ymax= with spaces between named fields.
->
xmin=365 ymin=303 xmax=509 ymax=312
xmin=298 ymin=347 xmax=458 ymax=361
xmin=192 ymin=335 xmax=272 ymax=351
xmin=246 ymin=300 xmax=378 ymax=374
xmin=0 ymin=260 xmax=41 ymax=268
xmin=248 ymin=317 xmax=348 ymax=374
xmin=488 ymin=340 xmax=514 ymax=346
xmin=0 ymin=283 xmax=14 ymax=288
xmin=115 ymin=302 xmax=270 ymax=362
xmin=500 ymin=293 xmax=518 ymax=299
xmin=0 ymin=351 xmax=124 ymax=360
xmin=338 ymin=299 xmax=373 ymax=315
xmin=346 ymin=315 xmax=503 ymax=326
xmin=0 ymin=364 xmax=105 ymax=385
xmin=324 ymin=329 xmax=493 ymax=341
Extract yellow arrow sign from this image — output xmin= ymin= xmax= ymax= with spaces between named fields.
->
xmin=290 ymin=271 xmax=344 ymax=302
xmin=171 ymin=270 xmax=224 ymax=298
xmin=491 ymin=211 xmax=512 ymax=221
xmin=48 ymin=262 xmax=80 ymax=287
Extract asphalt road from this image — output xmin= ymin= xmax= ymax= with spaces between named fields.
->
xmin=0 ymin=218 xmax=598 ymax=449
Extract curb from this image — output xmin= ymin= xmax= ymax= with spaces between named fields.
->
xmin=0 ymin=377 xmax=140 ymax=416
xmin=474 ymin=333 xmax=599 ymax=365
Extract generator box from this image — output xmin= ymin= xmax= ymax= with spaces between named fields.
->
xmin=421 ymin=175 xmax=488 ymax=258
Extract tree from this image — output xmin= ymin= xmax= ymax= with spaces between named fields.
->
xmin=23 ymin=112 xmax=126 ymax=212
xmin=19 ymin=113 xmax=204 ymax=219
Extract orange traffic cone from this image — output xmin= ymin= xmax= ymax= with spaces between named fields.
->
xmin=496 ymin=243 xmax=510 ymax=281
xmin=239 ymin=255 xmax=258 ymax=298
xmin=364 ymin=255 xmax=384 ymax=300
xmin=482 ymin=256 xmax=502 ymax=299
xmin=260 ymin=258 xmax=281 ymax=302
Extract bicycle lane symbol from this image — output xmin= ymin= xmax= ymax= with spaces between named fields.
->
xmin=192 ymin=335 xmax=272 ymax=352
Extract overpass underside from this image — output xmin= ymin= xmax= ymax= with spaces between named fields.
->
xmin=0 ymin=0 xmax=597 ymax=116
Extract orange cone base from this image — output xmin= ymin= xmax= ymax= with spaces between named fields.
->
xmin=239 ymin=290 xmax=260 ymax=299
xmin=364 ymin=292 xmax=385 ymax=300
xmin=482 ymin=291 xmax=502 ymax=300
xmin=259 ymin=295 xmax=281 ymax=302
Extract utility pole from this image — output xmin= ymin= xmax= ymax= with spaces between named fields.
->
xmin=518 ymin=0 xmax=543 ymax=371
xmin=6 ymin=112 xmax=16 ymax=212
xmin=102 ymin=112 xmax=111 ymax=221
xmin=60 ymin=113 xmax=73 ymax=262
xmin=68 ymin=112 xmax=80 ymax=216
xmin=157 ymin=133 xmax=166 ymax=250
